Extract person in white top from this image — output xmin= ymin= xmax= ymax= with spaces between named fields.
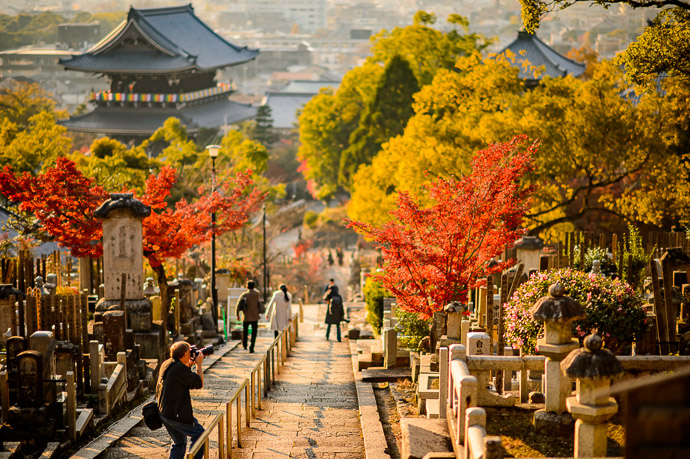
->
xmin=266 ymin=284 xmax=292 ymax=338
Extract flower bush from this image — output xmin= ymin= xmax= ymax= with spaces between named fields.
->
xmin=505 ymin=268 xmax=648 ymax=354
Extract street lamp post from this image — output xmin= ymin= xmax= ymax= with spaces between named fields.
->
xmin=206 ymin=145 xmax=221 ymax=335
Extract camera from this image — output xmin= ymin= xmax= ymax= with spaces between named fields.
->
xmin=190 ymin=344 xmax=214 ymax=361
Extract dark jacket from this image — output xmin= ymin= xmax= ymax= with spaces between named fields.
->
xmin=324 ymin=292 xmax=344 ymax=325
xmin=236 ymin=288 xmax=263 ymax=322
xmin=156 ymin=358 xmax=202 ymax=425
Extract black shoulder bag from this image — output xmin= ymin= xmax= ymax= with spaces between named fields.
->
xmin=143 ymin=360 xmax=176 ymax=430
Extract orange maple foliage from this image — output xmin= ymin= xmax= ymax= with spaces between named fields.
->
xmin=347 ymin=136 xmax=537 ymax=317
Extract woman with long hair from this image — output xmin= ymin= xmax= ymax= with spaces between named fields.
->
xmin=266 ymin=284 xmax=292 ymax=338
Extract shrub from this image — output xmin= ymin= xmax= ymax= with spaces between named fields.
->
xmin=573 ymin=246 xmax=618 ymax=278
xmin=395 ymin=309 xmax=431 ymax=352
xmin=622 ymin=224 xmax=652 ymax=292
xmin=505 ymin=268 xmax=648 ymax=354
xmin=364 ymin=276 xmax=386 ymax=335
xmin=303 ymin=211 xmax=318 ymax=228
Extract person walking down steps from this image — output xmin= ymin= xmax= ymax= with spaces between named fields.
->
xmin=235 ymin=280 xmax=264 ymax=353
xmin=324 ymin=285 xmax=345 ymax=342
xmin=267 ymin=284 xmax=292 ymax=338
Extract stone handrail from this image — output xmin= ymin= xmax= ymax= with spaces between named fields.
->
xmin=447 ymin=344 xmax=478 ymax=445
xmin=187 ymin=412 xmax=225 ymax=459
xmin=464 ymin=407 xmax=502 ymax=459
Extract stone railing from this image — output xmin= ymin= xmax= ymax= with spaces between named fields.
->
xmin=441 ymin=329 xmax=690 ymax=459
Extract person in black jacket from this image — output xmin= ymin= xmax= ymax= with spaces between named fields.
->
xmin=324 ymin=285 xmax=345 ymax=342
xmin=157 ymin=341 xmax=205 ymax=459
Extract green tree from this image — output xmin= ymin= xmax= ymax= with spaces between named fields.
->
xmin=297 ymin=64 xmax=383 ymax=200
xmin=70 ymin=137 xmax=155 ymax=194
xmin=0 ymin=111 xmax=71 ymax=173
xmin=250 ymin=105 xmax=277 ymax=146
xmin=339 ymin=55 xmax=420 ymax=187
xmin=368 ymin=11 xmax=489 ymax=86
xmin=297 ymin=11 xmax=487 ymax=200
xmin=349 ymin=55 xmax=684 ymax=236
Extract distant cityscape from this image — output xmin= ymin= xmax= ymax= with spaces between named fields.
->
xmin=0 ymin=0 xmax=658 ymax=115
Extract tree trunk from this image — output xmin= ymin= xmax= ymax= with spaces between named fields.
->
xmin=152 ymin=264 xmax=170 ymax=329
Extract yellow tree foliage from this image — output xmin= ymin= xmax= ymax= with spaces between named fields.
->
xmin=349 ymin=54 xmax=688 ymax=234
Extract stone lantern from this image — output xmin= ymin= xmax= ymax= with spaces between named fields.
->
xmin=561 ymin=334 xmax=623 ymax=458
xmin=530 ymin=283 xmax=585 ymax=432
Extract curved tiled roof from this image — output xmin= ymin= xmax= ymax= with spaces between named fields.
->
xmin=60 ymin=4 xmax=258 ymax=73
xmin=498 ymin=31 xmax=585 ymax=81
xmin=58 ymin=99 xmax=257 ymax=135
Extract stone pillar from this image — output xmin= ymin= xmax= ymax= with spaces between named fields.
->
xmin=383 ymin=327 xmax=397 ymax=369
xmin=561 ymin=334 xmax=622 ymax=458
xmin=79 ymin=257 xmax=92 ymax=295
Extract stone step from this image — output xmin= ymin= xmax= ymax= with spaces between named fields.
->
xmin=361 ymin=367 xmax=411 ymax=382
xmin=401 ymin=418 xmax=453 ymax=459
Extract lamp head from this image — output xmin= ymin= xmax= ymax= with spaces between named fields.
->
xmin=206 ymin=145 xmax=221 ymax=158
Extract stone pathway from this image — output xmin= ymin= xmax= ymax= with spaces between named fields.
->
xmin=98 ymin=304 xmax=364 ymax=458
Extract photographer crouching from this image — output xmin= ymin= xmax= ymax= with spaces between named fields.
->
xmin=156 ymin=341 xmax=210 ymax=459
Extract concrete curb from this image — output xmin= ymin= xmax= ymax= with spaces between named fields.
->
xmin=349 ymin=339 xmax=390 ymax=459
xmin=72 ymin=340 xmax=240 ymax=458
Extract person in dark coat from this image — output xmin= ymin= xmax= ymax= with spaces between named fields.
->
xmin=157 ymin=341 xmax=205 ymax=459
xmin=235 ymin=280 xmax=264 ymax=353
xmin=324 ymin=285 xmax=344 ymax=342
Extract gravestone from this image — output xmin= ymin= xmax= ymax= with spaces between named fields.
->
xmin=55 ymin=341 xmax=79 ymax=380
xmin=467 ymin=332 xmax=490 ymax=356
xmin=7 ymin=350 xmax=50 ymax=430
xmin=0 ymin=284 xmax=26 ymax=343
xmin=94 ymin=193 xmax=152 ymax=332
xmin=103 ymin=310 xmax=126 ymax=359
xmin=514 ymin=236 xmax=544 ymax=275
xmin=17 ymin=350 xmax=43 ymax=408
xmin=29 ymin=330 xmax=57 ymax=404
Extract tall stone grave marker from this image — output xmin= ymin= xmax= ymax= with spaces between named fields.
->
xmin=94 ymin=193 xmax=151 ymax=331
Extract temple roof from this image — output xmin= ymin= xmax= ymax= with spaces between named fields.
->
xmin=498 ymin=31 xmax=585 ymax=81
xmin=58 ymin=99 xmax=257 ymax=135
xmin=60 ymin=4 xmax=258 ymax=74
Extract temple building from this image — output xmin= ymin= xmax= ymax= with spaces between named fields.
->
xmin=59 ymin=5 xmax=259 ymax=143
xmin=498 ymin=31 xmax=586 ymax=87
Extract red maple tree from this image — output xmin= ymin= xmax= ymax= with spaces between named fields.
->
xmin=137 ymin=165 xmax=265 ymax=319
xmin=0 ymin=157 xmax=108 ymax=258
xmin=0 ymin=158 xmax=265 ymax=323
xmin=347 ymin=136 xmax=537 ymax=318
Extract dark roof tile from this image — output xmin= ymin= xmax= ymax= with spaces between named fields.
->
xmin=58 ymin=99 xmax=257 ymax=135
xmin=60 ymin=4 xmax=258 ymax=73
xmin=499 ymin=31 xmax=585 ymax=81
